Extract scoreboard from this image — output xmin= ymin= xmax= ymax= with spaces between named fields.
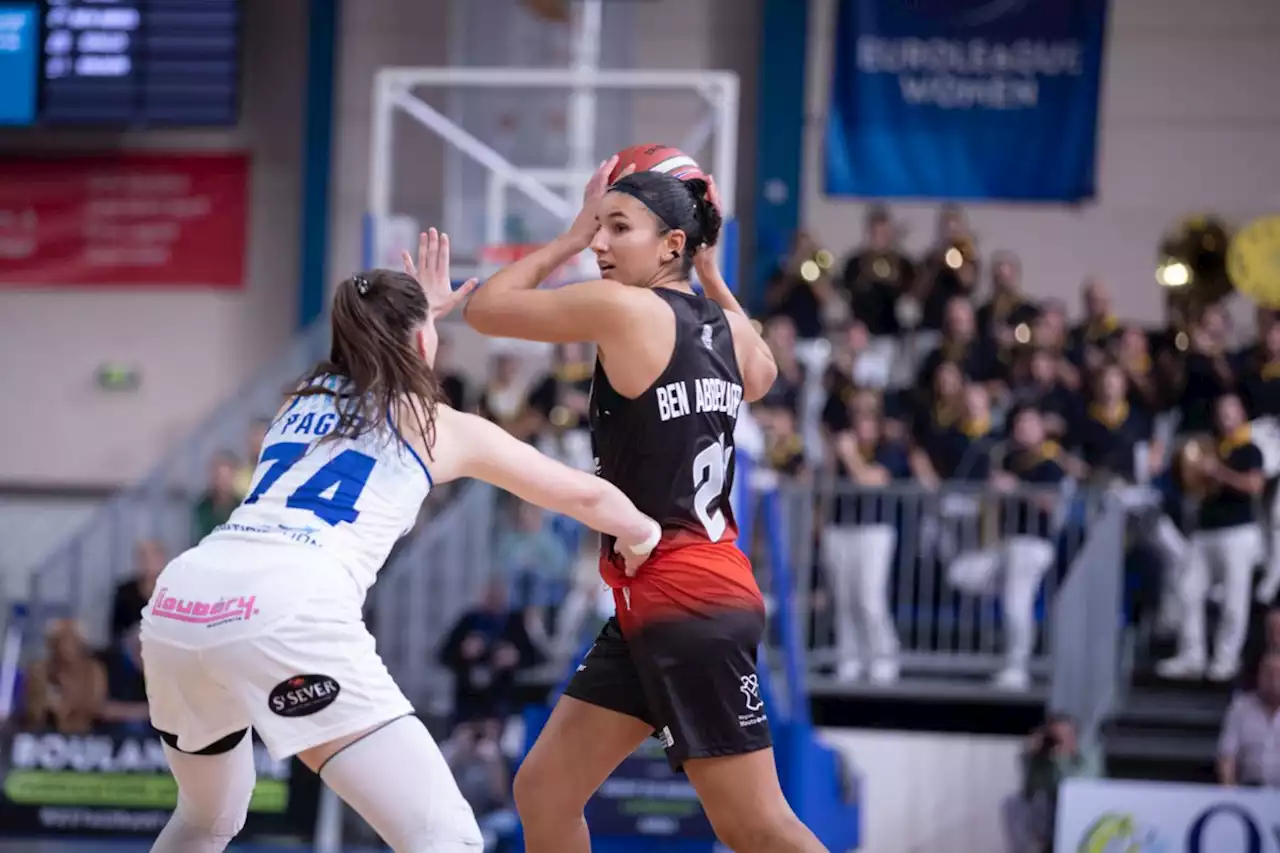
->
xmin=0 ymin=0 xmax=241 ymax=127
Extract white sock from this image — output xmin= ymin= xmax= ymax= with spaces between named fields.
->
xmin=320 ymin=716 xmax=484 ymax=852
xmin=150 ymin=736 xmax=255 ymax=853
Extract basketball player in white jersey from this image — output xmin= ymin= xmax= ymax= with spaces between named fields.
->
xmin=139 ymin=229 xmax=662 ymax=853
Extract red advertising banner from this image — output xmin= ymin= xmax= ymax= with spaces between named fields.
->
xmin=0 ymin=152 xmax=249 ymax=288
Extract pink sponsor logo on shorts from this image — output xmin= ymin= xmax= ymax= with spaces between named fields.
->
xmin=150 ymin=588 xmax=259 ymax=626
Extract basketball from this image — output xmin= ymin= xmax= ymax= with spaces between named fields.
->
xmin=609 ymin=143 xmax=705 ymax=183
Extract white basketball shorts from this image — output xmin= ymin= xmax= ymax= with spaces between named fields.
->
xmin=140 ymin=539 xmax=414 ymax=761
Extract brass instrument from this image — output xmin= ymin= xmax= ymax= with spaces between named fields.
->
xmin=1155 ymin=214 xmax=1233 ymax=312
xmin=940 ymin=236 xmax=978 ymax=272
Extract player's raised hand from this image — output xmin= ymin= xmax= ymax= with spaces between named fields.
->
xmin=567 ymin=155 xmax=622 ymax=248
xmin=402 ymin=228 xmax=478 ymax=320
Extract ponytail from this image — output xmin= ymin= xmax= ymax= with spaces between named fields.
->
xmin=293 ymin=270 xmax=442 ymax=456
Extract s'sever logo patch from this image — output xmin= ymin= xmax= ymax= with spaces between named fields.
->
xmin=268 ymin=674 xmax=341 ymax=718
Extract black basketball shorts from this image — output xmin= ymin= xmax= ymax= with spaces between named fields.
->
xmin=563 ymin=607 xmax=773 ymax=772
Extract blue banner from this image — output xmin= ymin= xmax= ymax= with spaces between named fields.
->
xmin=0 ymin=4 xmax=37 ymax=126
xmin=826 ymin=0 xmax=1108 ymax=201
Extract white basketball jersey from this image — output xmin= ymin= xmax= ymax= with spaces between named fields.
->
xmin=207 ymin=379 xmax=431 ymax=591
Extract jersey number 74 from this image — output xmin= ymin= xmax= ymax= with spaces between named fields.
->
xmin=244 ymin=442 xmax=375 ymax=526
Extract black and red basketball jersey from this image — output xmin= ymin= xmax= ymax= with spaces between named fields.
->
xmin=590 ymin=288 xmax=745 ymax=555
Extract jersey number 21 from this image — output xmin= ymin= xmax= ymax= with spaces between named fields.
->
xmin=692 ymin=434 xmax=734 ymax=542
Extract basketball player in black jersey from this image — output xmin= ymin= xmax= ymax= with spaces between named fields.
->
xmin=465 ymin=157 xmax=827 ymax=853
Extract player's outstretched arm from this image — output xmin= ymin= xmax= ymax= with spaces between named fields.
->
xmin=426 ymin=405 xmax=659 ymax=565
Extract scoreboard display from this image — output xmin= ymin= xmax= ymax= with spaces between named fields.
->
xmin=0 ymin=0 xmax=241 ymax=127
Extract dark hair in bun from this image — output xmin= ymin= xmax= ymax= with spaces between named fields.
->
xmin=610 ymin=171 xmax=723 ymax=274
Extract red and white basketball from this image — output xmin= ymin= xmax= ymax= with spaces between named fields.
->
xmin=609 ymin=143 xmax=705 ymax=183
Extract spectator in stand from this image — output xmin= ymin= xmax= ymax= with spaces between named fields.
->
xmin=988 ymin=407 xmax=1069 ymax=689
xmin=822 ymin=408 xmax=909 ymax=683
xmin=1009 ymin=348 xmax=1080 ymax=445
xmin=763 ymin=230 xmax=837 ymax=340
xmin=837 ymin=205 xmax=914 ymax=338
xmin=1002 ymin=714 xmax=1102 ymax=853
xmin=438 ymin=580 xmax=539 ymax=724
xmin=1159 ymin=394 xmax=1264 ymax=682
xmin=527 ymin=342 xmax=595 ymax=473
xmin=1216 ymin=650 xmax=1280 ymax=787
xmin=1116 ymin=325 xmax=1161 ymax=414
xmin=97 ymin=622 xmax=151 ymax=735
xmin=1240 ymin=319 xmax=1280 ymax=420
xmin=1077 ymin=363 xmax=1161 ymax=485
xmin=761 ymin=314 xmax=807 ymax=416
xmin=917 ymin=204 xmax=980 ymax=331
xmin=1180 ymin=304 xmax=1237 ymax=434
xmin=192 ymin=450 xmax=240 ymax=543
xmin=232 ymin=417 xmax=271 ymax=498
xmin=22 ymin=619 xmax=106 ymax=734
xmin=435 ymin=332 xmax=470 ymax=411
xmin=916 ymin=297 xmax=996 ymax=393
xmin=1069 ymin=278 xmax=1121 ymax=371
xmin=760 ymin=403 xmax=808 ymax=482
xmin=1031 ymin=300 xmax=1082 ymax=391
xmin=495 ymin=501 xmax=573 ymax=650
xmin=110 ymin=538 xmax=166 ymax=643
xmin=911 ymin=373 xmax=996 ymax=486
xmin=479 ymin=352 xmax=540 ymax=442
xmin=977 ymin=251 xmax=1038 ymax=354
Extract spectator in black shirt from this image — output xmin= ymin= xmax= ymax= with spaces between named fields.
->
xmin=917 ymin=205 xmax=980 ymax=331
xmin=837 ymin=206 xmax=914 ymax=337
xmin=1069 ymin=278 xmax=1121 ymax=370
xmin=1010 ymin=348 xmax=1079 ymax=443
xmin=1031 ymin=300 xmax=1082 ymax=392
xmin=762 ymin=315 xmax=807 ymax=416
xmin=97 ymin=623 xmax=150 ymax=735
xmin=911 ymin=376 xmax=995 ymax=485
xmin=1181 ymin=305 xmax=1237 ymax=434
xmin=1240 ymin=321 xmax=1280 ymax=420
xmin=438 ymin=581 xmax=540 ymax=723
xmin=1159 ymin=394 xmax=1264 ymax=682
xmin=916 ymin=297 xmax=995 ymax=391
xmin=822 ymin=409 xmax=909 ymax=683
xmin=110 ymin=539 xmax=166 ymax=644
xmin=988 ymin=407 xmax=1068 ymax=690
xmin=977 ymin=251 xmax=1038 ymax=355
xmin=763 ymin=230 xmax=836 ymax=340
xmin=1079 ymin=363 xmax=1160 ymax=485
xmin=435 ymin=333 xmax=470 ymax=411
xmin=1117 ymin=325 xmax=1162 ymax=415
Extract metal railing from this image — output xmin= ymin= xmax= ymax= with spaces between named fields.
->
xmin=24 ymin=322 xmax=331 ymax=646
xmin=770 ymin=482 xmax=1101 ymax=684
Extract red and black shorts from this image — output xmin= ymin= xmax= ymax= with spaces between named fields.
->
xmin=563 ymin=541 xmax=772 ymax=772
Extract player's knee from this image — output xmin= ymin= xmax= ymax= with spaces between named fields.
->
xmin=513 ymin=759 xmax=580 ymax=825
xmin=175 ymin=792 xmax=249 ymax=842
xmin=709 ymin=805 xmax=805 ymax=853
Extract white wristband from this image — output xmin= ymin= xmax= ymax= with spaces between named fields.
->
xmin=625 ymin=520 xmax=661 ymax=557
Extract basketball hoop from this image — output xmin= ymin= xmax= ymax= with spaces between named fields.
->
xmin=478 ymin=243 xmax=594 ymax=288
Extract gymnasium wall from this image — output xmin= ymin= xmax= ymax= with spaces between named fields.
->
xmin=0 ymin=0 xmax=308 ymax=487
xmin=801 ymin=0 xmax=1280 ymax=324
